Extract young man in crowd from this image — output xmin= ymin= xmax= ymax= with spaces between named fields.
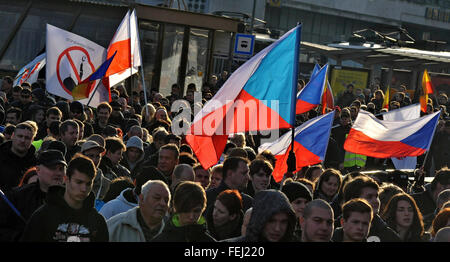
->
xmin=332 ymin=198 xmax=373 ymax=242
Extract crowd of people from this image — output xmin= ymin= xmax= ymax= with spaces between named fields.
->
xmin=0 ymin=70 xmax=449 ymax=243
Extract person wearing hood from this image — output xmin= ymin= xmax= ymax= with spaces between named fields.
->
xmin=0 ymin=122 xmax=37 ymax=192
xmin=0 ymin=150 xmax=66 ymax=241
xmin=20 ymin=155 xmax=108 ymax=242
xmin=151 ymin=181 xmax=216 ymax=242
xmin=225 ymin=189 xmax=297 ymax=242
xmin=121 ymin=136 xmax=145 ymax=178
xmin=107 ymin=180 xmax=171 ymax=242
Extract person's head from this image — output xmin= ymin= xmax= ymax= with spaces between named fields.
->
xmin=81 ymin=140 xmax=105 ymax=167
xmin=431 ymin=167 xmax=450 ymax=202
xmin=343 ymin=176 xmax=380 ymax=215
xmin=213 ymin=189 xmax=243 ymax=228
xmin=20 ymin=88 xmax=32 ymax=104
xmin=246 ymin=190 xmax=297 ymax=242
xmin=210 ymin=164 xmax=223 ymax=189
xmin=431 ymin=208 xmax=450 ymax=237
xmin=18 ymin=167 xmax=38 ymax=187
xmin=1 ymin=76 xmax=13 ymax=92
xmin=6 ymin=107 xmax=22 ymax=125
xmin=64 ymin=154 xmax=96 ymax=207
xmin=139 ymin=180 xmax=171 ymax=227
xmin=69 ymin=101 xmax=84 ymax=121
xmin=96 ymin=102 xmax=112 ymax=124
xmin=222 ymin=157 xmax=250 ymax=191
xmin=164 ymin=134 xmax=181 ymax=149
xmin=11 ymin=122 xmax=36 ymax=157
xmin=346 ymin=84 xmax=354 ymax=93
xmin=315 ymin=168 xmax=342 ymax=199
xmin=379 ymin=183 xmax=404 ymax=215
xmin=36 ymin=150 xmax=67 ymax=192
xmin=300 ymin=199 xmax=334 ymax=242
xmin=102 ymin=176 xmax=134 ymax=203
xmin=105 ymin=137 xmax=126 ymax=165
xmin=127 ymin=125 xmax=143 ymax=140
xmin=381 ymin=193 xmax=424 ymax=238
xmin=241 ymin=207 xmax=252 ymax=236
xmin=339 ymin=108 xmax=352 ymax=127
xmin=230 ymin=133 xmax=246 ymax=148
xmin=73 ymin=119 xmax=84 ymax=141
xmin=59 ymin=120 xmax=79 ymax=147
xmin=172 ymin=181 xmax=207 ymax=226
xmin=152 ymin=128 xmax=169 ymax=149
xmin=157 ymin=143 xmax=180 ymax=176
xmin=45 ymin=107 xmax=63 ymax=127
xmin=193 ymin=164 xmax=211 ymax=189
xmin=141 ymin=103 xmax=156 ymax=123
xmin=171 ymin=164 xmax=195 ymax=191
xmin=437 ymin=189 xmax=450 ymax=210
xmin=12 ymin=85 xmax=22 ymax=101
xmin=304 ymin=164 xmax=323 ymax=183
xmin=125 ymin=136 xmax=144 ymax=163
xmin=281 ymin=181 xmax=313 ymax=220
xmin=434 ymin=227 xmax=450 ymax=242
xmin=249 ymin=159 xmax=273 ymax=194
xmin=341 ymin=198 xmax=373 ymax=242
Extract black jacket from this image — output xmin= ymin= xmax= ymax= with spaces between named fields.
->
xmin=0 ymin=141 xmax=36 ymax=192
xmin=0 ymin=181 xmax=46 ymax=241
xmin=20 ymin=185 xmax=109 ymax=242
xmin=412 ymin=184 xmax=436 ymax=218
xmin=367 ymin=215 xmax=401 ymax=242
xmin=151 ymin=215 xmax=216 ymax=242
xmin=99 ymin=156 xmax=131 ymax=179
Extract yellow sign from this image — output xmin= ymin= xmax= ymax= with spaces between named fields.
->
xmin=268 ymin=0 xmax=281 ymax=7
xmin=330 ymin=68 xmax=369 ymax=97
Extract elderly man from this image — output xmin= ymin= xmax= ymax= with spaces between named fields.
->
xmin=107 ymin=180 xmax=171 ymax=242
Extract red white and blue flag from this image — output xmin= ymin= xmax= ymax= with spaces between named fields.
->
xmin=258 ymin=111 xmax=335 ymax=182
xmin=186 ymin=25 xmax=302 ymax=169
xmin=296 ymin=63 xmax=329 ymax=114
xmin=344 ymin=110 xmax=440 ymax=158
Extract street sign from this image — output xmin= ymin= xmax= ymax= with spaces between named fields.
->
xmin=234 ymin=33 xmax=255 ymax=56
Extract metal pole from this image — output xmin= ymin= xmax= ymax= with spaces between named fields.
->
xmin=250 ymin=0 xmax=257 ymax=35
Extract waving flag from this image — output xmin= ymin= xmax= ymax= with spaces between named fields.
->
xmin=105 ymin=9 xmax=141 ymax=87
xmin=14 ymin=53 xmax=46 ymax=86
xmin=321 ymin=81 xmax=334 ymax=114
xmin=311 ymin=64 xmax=320 ymax=78
xmin=259 ymin=111 xmax=335 ymax=182
xmin=72 ymin=51 xmax=117 ymax=100
xmin=186 ymin=25 xmax=302 ymax=169
xmin=382 ymin=103 xmax=421 ymax=169
xmin=344 ymin=110 xmax=440 ymax=158
xmin=296 ymin=63 xmax=328 ymax=114
xmin=420 ymin=69 xmax=434 ymax=112
xmin=383 ymin=86 xmax=390 ymax=109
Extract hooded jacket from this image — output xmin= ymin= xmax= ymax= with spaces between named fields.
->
xmin=99 ymin=188 xmax=138 ymax=220
xmin=99 ymin=156 xmax=131 ymax=179
xmin=151 ymin=215 xmax=216 ymax=242
xmin=0 ymin=141 xmax=36 ymax=192
xmin=120 ymin=136 xmax=145 ymax=176
xmin=20 ymin=185 xmax=109 ymax=242
xmin=107 ymin=206 xmax=165 ymax=242
xmin=92 ymin=169 xmax=111 ymax=201
xmin=227 ymin=190 xmax=297 ymax=242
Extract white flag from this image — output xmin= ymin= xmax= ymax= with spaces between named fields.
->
xmin=14 ymin=53 xmax=46 ymax=86
xmin=46 ymin=24 xmax=108 ymax=107
xmin=106 ymin=9 xmax=142 ymax=87
xmin=382 ymin=103 xmax=421 ymax=169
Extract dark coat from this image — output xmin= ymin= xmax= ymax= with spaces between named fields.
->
xmin=0 ymin=141 xmax=36 ymax=192
xmin=99 ymin=156 xmax=131 ymax=179
xmin=151 ymin=215 xmax=216 ymax=242
xmin=412 ymin=184 xmax=436 ymax=218
xmin=367 ymin=215 xmax=401 ymax=242
xmin=20 ymin=185 xmax=108 ymax=242
xmin=0 ymin=181 xmax=46 ymax=241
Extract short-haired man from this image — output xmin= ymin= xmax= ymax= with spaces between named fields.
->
xmin=157 ymin=143 xmax=180 ymax=185
xmin=5 ymin=107 xmax=22 ymax=125
xmin=100 ymin=137 xmax=131 ymax=179
xmin=343 ymin=176 xmax=401 ymax=242
xmin=93 ymin=102 xmax=112 ymax=135
xmin=0 ymin=122 xmax=37 ymax=191
xmin=171 ymin=164 xmax=195 ymax=193
xmin=246 ymin=159 xmax=273 ymax=197
xmin=1 ymin=76 xmax=13 ymax=100
xmin=0 ymin=150 xmax=66 ymax=241
xmin=332 ymin=198 xmax=373 ymax=242
xmin=35 ymin=107 xmax=63 ymax=140
xmin=107 ymin=180 xmax=171 ymax=241
xmin=205 ymin=157 xmax=253 ymax=223
xmin=144 ymin=128 xmax=168 ymax=159
xmin=59 ymin=120 xmax=81 ymax=162
xmin=194 ymin=164 xmax=211 ymax=189
xmin=21 ymin=155 xmax=109 ymax=242
xmin=299 ymin=199 xmax=334 ymax=242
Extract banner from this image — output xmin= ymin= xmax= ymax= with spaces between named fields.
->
xmin=14 ymin=53 xmax=46 ymax=86
xmin=46 ymin=24 xmax=107 ymax=107
xmin=330 ymin=67 xmax=369 ymax=97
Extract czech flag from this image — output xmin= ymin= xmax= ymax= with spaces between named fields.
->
xmin=344 ymin=110 xmax=440 ymax=158
xmin=296 ymin=63 xmax=329 ymax=114
xmin=321 ymin=81 xmax=334 ymax=114
xmin=420 ymin=69 xmax=434 ymax=113
xmin=72 ymin=51 xmax=117 ymax=100
xmin=186 ymin=25 xmax=302 ymax=169
xmin=258 ymin=111 xmax=335 ymax=182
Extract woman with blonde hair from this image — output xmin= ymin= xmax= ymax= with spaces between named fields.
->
xmin=141 ymin=103 xmax=156 ymax=127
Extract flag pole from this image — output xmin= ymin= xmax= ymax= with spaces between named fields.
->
xmin=132 ymin=8 xmax=149 ymax=116
xmin=287 ymin=23 xmax=301 ymax=174
xmin=128 ymin=8 xmax=134 ymax=106
xmin=421 ymin=110 xmax=441 ymax=170
xmin=0 ymin=189 xmax=27 ymax=223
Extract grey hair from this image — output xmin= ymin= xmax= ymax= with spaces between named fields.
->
xmin=303 ymin=199 xmax=334 ymax=219
xmin=141 ymin=180 xmax=171 ymax=202
xmin=173 ymin=164 xmax=194 ymax=180
xmin=437 ymin=189 xmax=450 ymax=206
xmin=434 ymin=227 xmax=450 ymax=242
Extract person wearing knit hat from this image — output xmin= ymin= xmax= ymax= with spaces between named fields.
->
xmin=120 ymin=136 xmax=145 ymax=176
xmin=281 ymin=181 xmax=313 ymax=222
